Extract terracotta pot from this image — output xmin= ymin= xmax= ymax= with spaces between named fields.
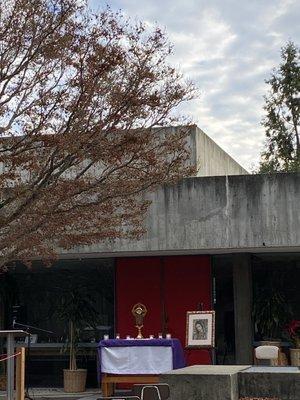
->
xmin=63 ymin=369 xmax=87 ymax=393
xmin=290 ymin=348 xmax=300 ymax=366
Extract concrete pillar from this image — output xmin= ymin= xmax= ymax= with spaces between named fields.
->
xmin=233 ymin=254 xmax=253 ymax=364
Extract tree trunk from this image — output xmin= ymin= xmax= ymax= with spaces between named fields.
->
xmin=69 ymin=320 xmax=77 ymax=370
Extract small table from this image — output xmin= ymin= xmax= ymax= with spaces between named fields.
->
xmin=98 ymin=338 xmax=186 ymax=396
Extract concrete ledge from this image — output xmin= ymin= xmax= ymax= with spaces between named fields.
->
xmin=160 ymin=365 xmax=250 ymax=400
xmin=239 ymin=366 xmax=300 ymax=400
xmin=160 ymin=365 xmax=300 ymax=400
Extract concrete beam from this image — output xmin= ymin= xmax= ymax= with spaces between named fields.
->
xmin=60 ymin=173 xmax=300 ymax=257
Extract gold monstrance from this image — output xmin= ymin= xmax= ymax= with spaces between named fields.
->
xmin=132 ymin=303 xmax=147 ymax=339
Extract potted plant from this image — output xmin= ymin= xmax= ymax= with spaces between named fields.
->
xmin=252 ymin=279 xmax=292 ymax=366
xmin=287 ymin=320 xmax=300 ymax=366
xmin=57 ymin=287 xmax=99 ymax=392
xmin=253 ymin=291 xmax=288 ymax=343
xmin=253 ymin=277 xmax=291 ymax=344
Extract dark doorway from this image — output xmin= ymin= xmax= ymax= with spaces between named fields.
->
xmin=212 ymin=255 xmax=235 ymax=364
xmin=0 ymin=258 xmax=115 ymax=387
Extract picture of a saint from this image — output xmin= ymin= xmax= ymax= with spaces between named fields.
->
xmin=186 ymin=311 xmax=215 ymax=348
xmin=192 ymin=319 xmax=208 ymax=340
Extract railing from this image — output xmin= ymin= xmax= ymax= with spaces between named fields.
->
xmin=0 ymin=347 xmax=25 ymax=400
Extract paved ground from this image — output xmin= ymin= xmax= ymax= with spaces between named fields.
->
xmin=0 ymin=388 xmax=134 ymax=400
xmin=0 ymin=388 xmax=101 ymax=400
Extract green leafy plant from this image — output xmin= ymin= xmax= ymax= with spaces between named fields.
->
xmin=57 ymin=287 xmax=99 ymax=370
xmin=253 ymin=281 xmax=291 ymax=340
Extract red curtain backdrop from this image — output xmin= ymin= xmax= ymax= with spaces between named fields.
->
xmin=116 ymin=255 xmax=212 ymax=365
xmin=116 ymin=257 xmax=162 ymax=338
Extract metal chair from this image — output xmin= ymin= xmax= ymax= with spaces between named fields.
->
xmin=133 ymin=383 xmax=170 ymax=400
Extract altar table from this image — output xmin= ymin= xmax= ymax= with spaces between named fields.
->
xmin=98 ymin=338 xmax=185 ymax=396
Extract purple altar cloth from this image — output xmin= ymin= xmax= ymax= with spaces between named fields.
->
xmin=97 ymin=338 xmax=186 ymax=379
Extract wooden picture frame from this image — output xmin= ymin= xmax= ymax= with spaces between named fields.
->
xmin=186 ymin=310 xmax=215 ymax=348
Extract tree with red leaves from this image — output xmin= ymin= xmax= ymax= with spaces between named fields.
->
xmin=0 ymin=0 xmax=196 ymax=269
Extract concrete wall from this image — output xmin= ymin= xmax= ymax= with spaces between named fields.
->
xmin=0 ymin=125 xmax=246 ymax=182
xmin=160 ymin=365 xmax=300 ymax=400
xmin=160 ymin=366 xmax=249 ymax=400
xmin=239 ymin=367 xmax=300 ymax=400
xmin=193 ymin=126 xmax=248 ymax=176
xmin=61 ymin=173 xmax=300 ymax=257
xmin=150 ymin=125 xmax=247 ymax=177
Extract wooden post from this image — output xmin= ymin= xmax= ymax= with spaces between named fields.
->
xmin=16 ymin=347 xmax=25 ymax=400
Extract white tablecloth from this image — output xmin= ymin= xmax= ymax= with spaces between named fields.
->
xmin=101 ymin=346 xmax=173 ymax=374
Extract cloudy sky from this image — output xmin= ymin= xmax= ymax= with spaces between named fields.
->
xmin=90 ymin=0 xmax=300 ymax=170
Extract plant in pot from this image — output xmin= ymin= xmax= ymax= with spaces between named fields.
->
xmin=253 ymin=280 xmax=291 ymax=365
xmin=287 ymin=320 xmax=300 ymax=366
xmin=57 ymin=287 xmax=99 ymax=393
xmin=253 ymin=289 xmax=290 ymax=343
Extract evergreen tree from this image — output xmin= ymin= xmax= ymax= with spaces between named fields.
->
xmin=259 ymin=41 xmax=300 ymax=172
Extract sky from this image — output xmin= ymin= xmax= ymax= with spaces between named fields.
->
xmin=89 ymin=0 xmax=300 ymax=170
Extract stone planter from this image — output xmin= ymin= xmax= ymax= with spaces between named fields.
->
xmin=290 ymin=348 xmax=300 ymax=366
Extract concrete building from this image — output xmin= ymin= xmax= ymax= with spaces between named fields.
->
xmin=188 ymin=125 xmax=248 ymax=177
xmin=162 ymin=125 xmax=248 ymax=177
xmin=62 ymin=173 xmax=299 ymax=257
xmin=0 ymin=126 xmax=299 ymax=387
xmin=60 ymin=172 xmax=299 ymax=367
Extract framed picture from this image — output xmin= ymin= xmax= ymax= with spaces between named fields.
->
xmin=186 ymin=310 xmax=215 ymax=348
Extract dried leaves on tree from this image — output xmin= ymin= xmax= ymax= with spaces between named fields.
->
xmin=0 ymin=0 xmax=196 ymax=268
